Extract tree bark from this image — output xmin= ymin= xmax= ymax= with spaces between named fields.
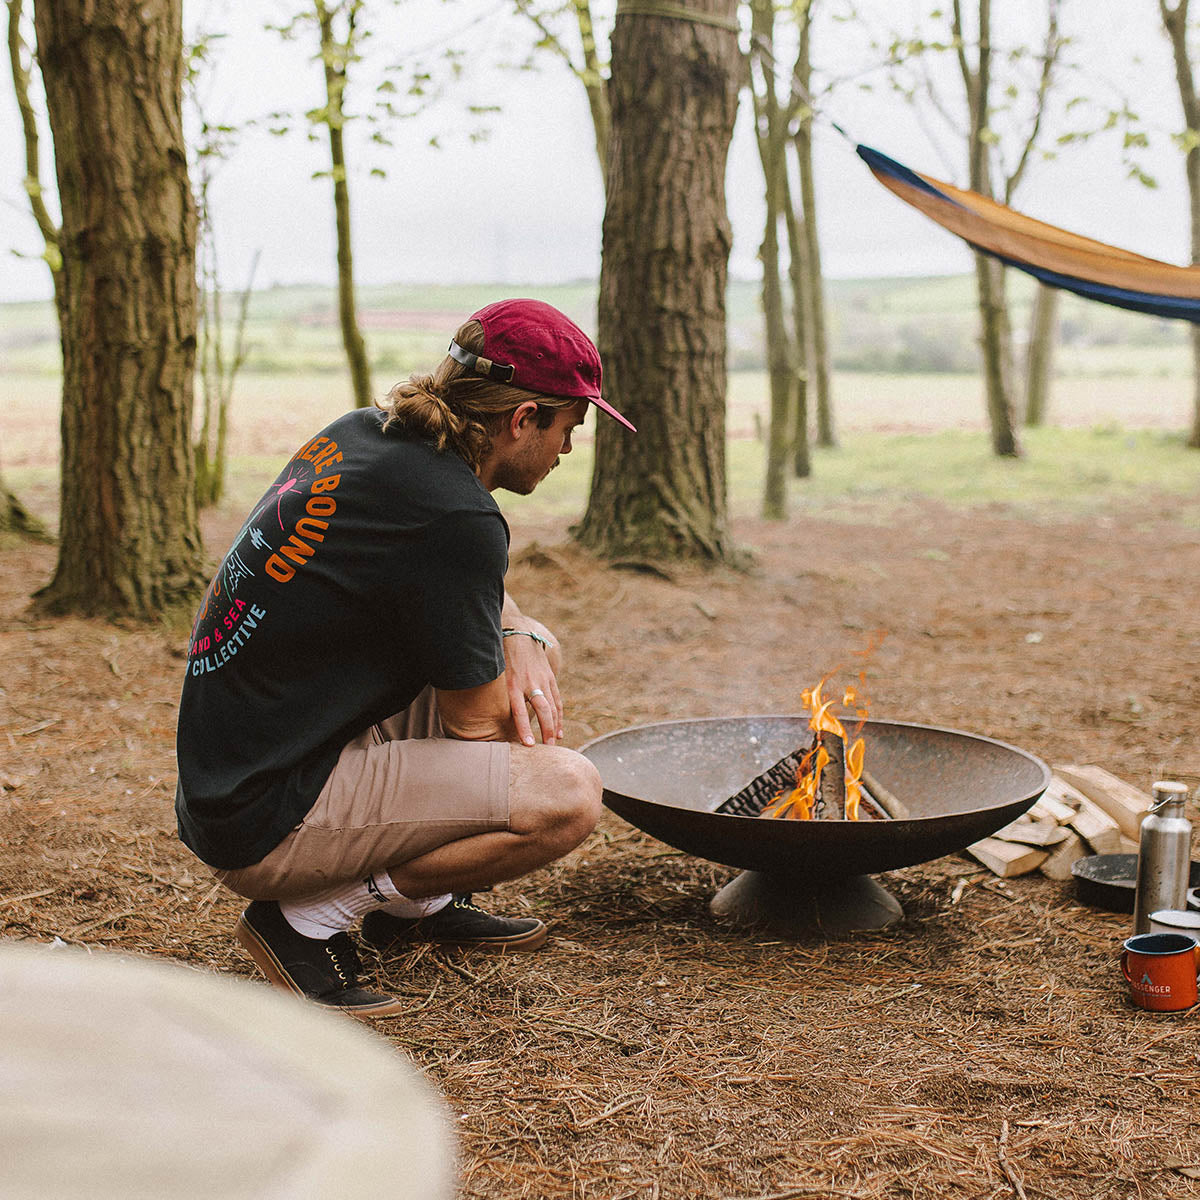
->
xmin=573 ymin=0 xmax=609 ymax=188
xmin=0 ymin=470 xmax=50 ymax=541
xmin=32 ymin=0 xmax=204 ymax=617
xmin=1159 ymin=0 xmax=1200 ymax=447
xmin=1023 ymin=282 xmax=1059 ymax=426
xmin=791 ymin=4 xmax=835 ymax=451
xmin=317 ymin=1 xmax=373 ymax=409
xmin=573 ymin=0 xmax=742 ymax=561
xmin=751 ymin=0 xmax=794 ymax=520
xmin=958 ymin=0 xmax=1020 ymax=458
xmin=782 ymin=165 xmax=812 ymax=480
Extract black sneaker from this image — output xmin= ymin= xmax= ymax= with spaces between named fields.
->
xmin=234 ymin=900 xmax=406 ymax=1018
xmin=361 ymin=894 xmax=548 ymax=954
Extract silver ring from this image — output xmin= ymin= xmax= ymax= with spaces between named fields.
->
xmin=528 ymin=688 xmax=545 ymax=699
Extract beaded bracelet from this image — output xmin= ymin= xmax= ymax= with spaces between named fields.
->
xmin=502 ymin=627 xmax=553 ymax=649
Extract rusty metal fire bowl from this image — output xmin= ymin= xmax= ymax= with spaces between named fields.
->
xmin=581 ymin=716 xmax=1051 ymax=933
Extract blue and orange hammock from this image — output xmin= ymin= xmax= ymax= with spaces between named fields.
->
xmin=857 ymin=143 xmax=1200 ymax=323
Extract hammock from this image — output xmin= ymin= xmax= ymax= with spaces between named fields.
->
xmin=857 ymin=143 xmax=1200 ymax=323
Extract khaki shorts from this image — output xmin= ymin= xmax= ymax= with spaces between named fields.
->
xmin=216 ymin=687 xmax=511 ymax=900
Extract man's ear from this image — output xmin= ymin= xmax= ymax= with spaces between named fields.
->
xmin=507 ymin=400 xmax=541 ymax=439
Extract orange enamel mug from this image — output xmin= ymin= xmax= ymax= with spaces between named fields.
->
xmin=1121 ymin=932 xmax=1200 ymax=1012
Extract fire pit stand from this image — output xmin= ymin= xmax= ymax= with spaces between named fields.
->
xmin=709 ymin=871 xmax=904 ymax=934
xmin=581 ymin=715 xmax=1051 ymax=938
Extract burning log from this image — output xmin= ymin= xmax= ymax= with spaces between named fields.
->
xmin=717 ymin=670 xmax=882 ymax=822
xmin=715 ymin=747 xmax=812 ymax=817
xmin=816 ymin=731 xmax=846 ymax=818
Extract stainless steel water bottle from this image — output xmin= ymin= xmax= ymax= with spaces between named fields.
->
xmin=1133 ymin=781 xmax=1193 ymax=935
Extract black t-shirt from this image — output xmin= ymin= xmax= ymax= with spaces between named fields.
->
xmin=175 ymin=408 xmax=509 ymax=870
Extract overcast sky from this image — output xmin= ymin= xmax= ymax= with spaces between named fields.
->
xmin=0 ymin=0 xmax=1192 ymax=305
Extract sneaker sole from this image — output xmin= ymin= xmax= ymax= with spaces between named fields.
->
xmin=234 ymin=914 xmax=407 ymax=1019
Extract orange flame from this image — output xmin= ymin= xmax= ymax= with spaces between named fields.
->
xmin=768 ymin=670 xmax=869 ymax=821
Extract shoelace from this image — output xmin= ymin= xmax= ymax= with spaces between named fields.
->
xmin=325 ymin=932 xmax=364 ymax=985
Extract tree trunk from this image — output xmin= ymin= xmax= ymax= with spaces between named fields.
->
xmin=782 ymin=165 xmax=812 ymax=480
xmin=0 ymin=470 xmax=50 ymax=541
xmin=1023 ymin=282 xmax=1059 ymax=426
xmin=751 ymin=0 xmax=794 ymax=520
xmin=1159 ymin=0 xmax=1200 ymax=446
xmin=573 ymin=0 xmax=741 ymax=561
xmin=975 ymin=253 xmax=1019 ymax=456
xmin=32 ymin=0 xmax=204 ymax=618
xmin=317 ymin=2 xmax=373 ymax=409
xmin=573 ymin=0 xmax=609 ymax=189
xmin=792 ymin=5 xmax=835 ymax=451
xmin=960 ymin=0 xmax=1020 ymax=458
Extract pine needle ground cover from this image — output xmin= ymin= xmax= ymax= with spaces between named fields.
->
xmin=3 ymin=491 xmax=1198 ymax=1199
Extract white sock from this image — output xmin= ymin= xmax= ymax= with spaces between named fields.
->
xmin=280 ymin=872 xmax=411 ymax=940
xmin=360 ymin=870 xmax=451 ymax=919
xmin=380 ymin=892 xmax=452 ymax=920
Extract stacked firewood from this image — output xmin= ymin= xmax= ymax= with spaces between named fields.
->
xmin=967 ymin=764 xmax=1151 ymax=879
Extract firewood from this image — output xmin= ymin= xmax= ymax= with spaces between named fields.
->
xmin=1039 ymin=830 xmax=1087 ymax=881
xmin=1052 ymin=764 xmax=1154 ymax=841
xmin=715 ymin=740 xmax=812 ymax=816
xmin=860 ymin=768 xmax=910 ymax=820
xmin=992 ymin=815 xmax=1069 ymax=848
xmin=967 ymin=837 xmax=1049 ymax=878
xmin=855 ymin=786 xmax=891 ymax=820
xmin=816 ymin=730 xmax=846 ymax=819
xmin=1068 ymin=797 xmax=1123 ymax=855
xmin=1032 ymin=776 xmax=1087 ymax=824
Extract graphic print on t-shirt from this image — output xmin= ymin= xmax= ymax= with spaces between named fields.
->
xmin=187 ymin=433 xmax=345 ymax=674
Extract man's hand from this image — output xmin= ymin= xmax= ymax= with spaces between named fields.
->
xmin=502 ymin=617 xmax=563 ymax=746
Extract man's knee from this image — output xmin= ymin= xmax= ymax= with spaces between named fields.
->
xmin=510 ymin=745 xmax=602 ymax=848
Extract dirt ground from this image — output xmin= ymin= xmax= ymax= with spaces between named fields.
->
xmin=3 ymin=493 xmax=1200 ymax=1200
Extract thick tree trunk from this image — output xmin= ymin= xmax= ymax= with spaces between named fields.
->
xmin=1023 ymin=282 xmax=1059 ymax=426
xmin=32 ymin=0 xmax=204 ymax=617
xmin=574 ymin=0 xmax=741 ymax=561
xmin=318 ymin=4 xmax=373 ymax=409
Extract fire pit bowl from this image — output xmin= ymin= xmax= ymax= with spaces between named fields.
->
xmin=581 ymin=715 xmax=1051 ymax=881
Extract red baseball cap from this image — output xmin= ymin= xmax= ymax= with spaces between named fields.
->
xmin=449 ymin=298 xmax=636 ymax=433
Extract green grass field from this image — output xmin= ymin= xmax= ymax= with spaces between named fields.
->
xmin=3 ymin=274 xmax=1198 ymax=536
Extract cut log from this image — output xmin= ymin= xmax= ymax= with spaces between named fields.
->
xmin=860 ymin=768 xmax=910 ymax=820
xmin=1040 ymin=831 xmax=1087 ymax=881
xmin=1053 ymin=764 xmax=1153 ymax=841
xmin=1033 ymin=776 xmax=1087 ymax=824
xmin=1119 ymin=835 xmax=1139 ymax=855
xmin=967 ymin=837 xmax=1049 ymax=878
xmin=992 ymin=815 xmax=1069 ymax=848
xmin=1068 ymin=797 xmax=1123 ymax=855
xmin=816 ymin=731 xmax=846 ymax=819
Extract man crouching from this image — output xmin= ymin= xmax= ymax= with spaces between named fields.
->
xmin=174 ymin=299 xmax=635 ymax=1016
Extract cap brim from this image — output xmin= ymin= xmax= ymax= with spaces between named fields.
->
xmin=590 ymin=396 xmax=637 ymax=433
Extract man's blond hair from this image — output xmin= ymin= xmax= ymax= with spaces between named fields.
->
xmin=381 ymin=320 xmax=577 ymax=471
